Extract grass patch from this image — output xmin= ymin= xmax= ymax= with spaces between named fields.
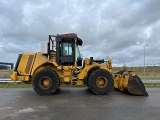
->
xmin=144 ymin=83 xmax=160 ymax=87
xmin=0 ymin=82 xmax=32 ymax=88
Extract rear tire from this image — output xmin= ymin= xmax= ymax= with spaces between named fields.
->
xmin=32 ymin=69 xmax=59 ymax=95
xmin=88 ymin=69 xmax=113 ymax=95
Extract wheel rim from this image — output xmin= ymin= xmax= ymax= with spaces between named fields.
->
xmin=96 ymin=77 xmax=108 ymax=88
xmin=41 ymin=78 xmax=51 ymax=87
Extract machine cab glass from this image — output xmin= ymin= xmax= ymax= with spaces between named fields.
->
xmin=62 ymin=43 xmax=73 ymax=56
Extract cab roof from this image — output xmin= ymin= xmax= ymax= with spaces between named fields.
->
xmin=49 ymin=33 xmax=83 ymax=46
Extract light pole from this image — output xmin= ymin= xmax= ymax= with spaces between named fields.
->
xmin=144 ymin=45 xmax=149 ymax=76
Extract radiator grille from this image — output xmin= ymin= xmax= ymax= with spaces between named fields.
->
xmin=25 ymin=55 xmax=34 ymax=74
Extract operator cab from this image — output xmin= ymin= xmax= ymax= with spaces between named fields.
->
xmin=47 ymin=33 xmax=83 ymax=66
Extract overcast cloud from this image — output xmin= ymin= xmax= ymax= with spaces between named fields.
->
xmin=0 ymin=0 xmax=160 ymax=66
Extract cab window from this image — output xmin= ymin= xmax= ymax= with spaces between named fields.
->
xmin=62 ymin=43 xmax=73 ymax=56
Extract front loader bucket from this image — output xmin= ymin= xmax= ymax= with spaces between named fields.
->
xmin=114 ymin=70 xmax=148 ymax=96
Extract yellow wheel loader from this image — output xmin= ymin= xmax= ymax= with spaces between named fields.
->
xmin=11 ymin=33 xmax=148 ymax=96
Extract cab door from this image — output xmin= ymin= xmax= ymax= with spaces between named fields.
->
xmin=55 ymin=40 xmax=75 ymax=66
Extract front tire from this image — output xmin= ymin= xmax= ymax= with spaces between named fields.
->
xmin=88 ymin=69 xmax=113 ymax=95
xmin=32 ymin=69 xmax=59 ymax=95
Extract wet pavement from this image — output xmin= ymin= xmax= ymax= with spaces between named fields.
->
xmin=0 ymin=87 xmax=160 ymax=120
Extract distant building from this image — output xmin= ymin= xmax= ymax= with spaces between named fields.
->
xmin=0 ymin=62 xmax=14 ymax=70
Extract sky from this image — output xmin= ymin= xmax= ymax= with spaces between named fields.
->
xmin=0 ymin=0 xmax=160 ymax=67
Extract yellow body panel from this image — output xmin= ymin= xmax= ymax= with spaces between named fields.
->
xmin=17 ymin=53 xmax=36 ymax=75
xmin=30 ymin=53 xmax=57 ymax=75
xmin=114 ymin=74 xmax=129 ymax=91
xmin=11 ymin=71 xmax=30 ymax=81
xmin=77 ymin=58 xmax=112 ymax=81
